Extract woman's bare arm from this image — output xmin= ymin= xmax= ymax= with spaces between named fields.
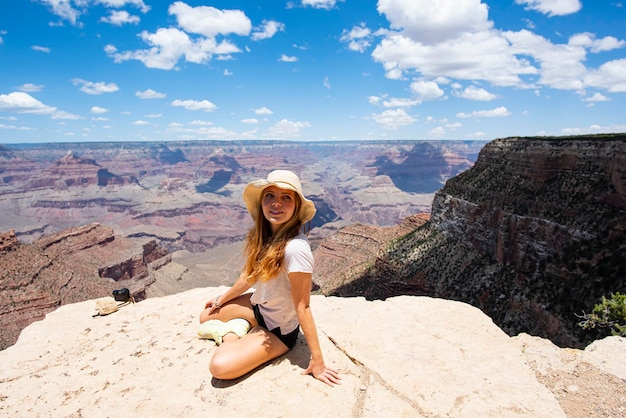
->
xmin=289 ymin=271 xmax=341 ymax=386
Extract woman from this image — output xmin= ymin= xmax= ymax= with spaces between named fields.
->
xmin=198 ymin=170 xmax=341 ymax=386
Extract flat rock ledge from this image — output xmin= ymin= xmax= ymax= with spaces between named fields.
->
xmin=1 ymin=287 xmax=624 ymax=417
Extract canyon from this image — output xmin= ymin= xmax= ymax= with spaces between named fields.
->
xmin=0 ymin=140 xmax=482 ymax=251
xmin=0 ymin=139 xmax=481 ymax=350
xmin=1 ymin=135 xmax=624 ymax=352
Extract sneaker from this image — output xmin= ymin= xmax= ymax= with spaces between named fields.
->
xmin=198 ymin=318 xmax=250 ymax=345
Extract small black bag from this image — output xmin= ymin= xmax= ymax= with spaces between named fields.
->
xmin=112 ymin=288 xmax=131 ymax=302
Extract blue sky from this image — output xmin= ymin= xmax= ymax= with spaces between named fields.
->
xmin=0 ymin=0 xmax=625 ymax=143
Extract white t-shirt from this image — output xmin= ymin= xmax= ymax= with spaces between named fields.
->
xmin=250 ymin=234 xmax=313 ymax=335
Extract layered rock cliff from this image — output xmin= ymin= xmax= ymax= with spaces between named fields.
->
xmin=0 ymin=223 xmax=175 ymax=350
xmin=314 ymin=135 xmax=626 ymax=348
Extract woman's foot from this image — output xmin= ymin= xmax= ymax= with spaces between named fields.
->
xmin=198 ymin=318 xmax=250 ymax=345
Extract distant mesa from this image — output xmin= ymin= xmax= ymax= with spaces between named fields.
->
xmin=372 ymin=142 xmax=473 ymax=193
xmin=150 ymin=144 xmax=189 ymax=165
xmin=196 ymin=169 xmax=237 ymax=195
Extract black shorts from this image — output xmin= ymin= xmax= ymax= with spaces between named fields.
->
xmin=252 ymin=304 xmax=299 ymax=350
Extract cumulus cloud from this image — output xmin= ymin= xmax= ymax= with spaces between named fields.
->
xmin=100 ymin=10 xmax=140 ymax=26
xmin=453 ymin=85 xmax=498 ymax=101
xmin=32 ymin=45 xmax=50 ymax=53
xmin=301 ymin=0 xmax=340 ymax=10
xmin=0 ymin=92 xmax=80 ymax=119
xmin=410 ymin=80 xmax=445 ymax=101
xmin=136 ymin=89 xmax=166 ymax=99
xmin=72 ymin=79 xmax=119 ymax=95
xmin=340 ymin=24 xmax=373 ymax=52
xmin=366 ymin=0 xmax=626 ymax=98
xmin=251 ymin=20 xmax=285 ymax=41
xmin=170 ymin=2 xmax=251 ymax=38
xmin=268 ymin=119 xmax=311 ymax=138
xmin=105 ymin=3 xmax=249 ymax=69
xmin=18 ymin=83 xmax=44 ymax=93
xmin=377 ymin=0 xmax=491 ymax=43
xmin=279 ymin=54 xmax=298 ymax=62
xmin=90 ymin=106 xmax=109 ymax=114
xmin=96 ymin=0 xmax=150 ymax=14
xmin=584 ymin=58 xmax=626 ymax=92
xmin=171 ymin=99 xmax=218 ymax=112
xmin=0 ymin=92 xmax=56 ymax=115
xmin=371 ymin=108 xmax=417 ymax=129
xmin=514 ymin=0 xmax=581 ymax=17
xmin=254 ymin=106 xmax=273 ymax=115
xmin=456 ymin=106 xmax=511 ymax=118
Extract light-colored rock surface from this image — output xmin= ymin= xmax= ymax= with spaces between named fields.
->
xmin=1 ymin=288 xmax=624 ymax=417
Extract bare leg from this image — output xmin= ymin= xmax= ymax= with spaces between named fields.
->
xmin=209 ymin=326 xmax=290 ymax=380
xmin=199 ymin=293 xmax=257 ymax=327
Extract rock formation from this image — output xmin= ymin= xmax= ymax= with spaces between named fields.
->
xmin=0 ymin=288 xmax=624 ymax=417
xmin=0 ymin=223 xmax=178 ymax=350
xmin=0 ymin=140 xmax=482 ymax=251
xmin=313 ymin=135 xmax=626 ymax=348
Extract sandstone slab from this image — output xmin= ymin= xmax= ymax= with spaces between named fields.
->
xmin=3 ymin=288 xmax=621 ymax=417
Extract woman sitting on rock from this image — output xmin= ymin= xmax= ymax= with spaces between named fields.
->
xmin=198 ymin=170 xmax=341 ymax=386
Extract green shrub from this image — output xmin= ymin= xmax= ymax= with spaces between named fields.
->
xmin=577 ymin=292 xmax=626 ymax=337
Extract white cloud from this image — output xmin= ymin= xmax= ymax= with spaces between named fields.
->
xmin=454 ymin=85 xmax=498 ymax=101
xmin=91 ymin=106 xmax=109 ymax=114
xmin=254 ymin=106 xmax=273 ymax=115
xmin=302 ymin=0 xmax=339 ymax=10
xmin=568 ymin=33 xmax=626 ymax=53
xmin=268 ymin=119 xmax=311 ymax=138
xmin=106 ymin=27 xmax=241 ymax=70
xmin=190 ymin=120 xmax=213 ymax=126
xmin=0 ymin=92 xmax=56 ymax=115
xmin=133 ymin=120 xmax=150 ymax=125
xmin=456 ymin=106 xmax=511 ymax=118
xmin=279 ymin=54 xmax=298 ymax=62
xmin=171 ymin=99 xmax=218 ymax=112
xmin=169 ymin=2 xmax=251 ymax=38
xmin=105 ymin=3 xmax=248 ymax=70
xmin=251 ymin=20 xmax=285 ymax=41
xmin=409 ymin=80 xmax=444 ymax=101
xmin=136 ymin=89 xmax=166 ymax=99
xmin=340 ymin=24 xmax=373 ymax=52
xmin=72 ymin=79 xmax=119 ymax=95
xmin=18 ymin=83 xmax=44 ymax=93
xmin=515 ymin=0 xmax=581 ymax=17
xmin=369 ymin=0 xmax=624 ymax=96
xmin=100 ymin=10 xmax=140 ymax=26
xmin=377 ymin=0 xmax=491 ymax=43
xmin=0 ymin=123 xmax=33 ymax=131
xmin=369 ymin=96 xmax=420 ymax=108
xmin=96 ymin=0 xmax=150 ymax=13
xmin=323 ymin=76 xmax=331 ymax=89
xmin=584 ymin=58 xmax=626 ymax=92
xmin=582 ymin=93 xmax=610 ymax=102
xmin=37 ymin=0 xmax=83 ymax=25
xmin=371 ymin=108 xmax=417 ymax=129
xmin=241 ymin=118 xmax=259 ymax=124
xmin=428 ymin=126 xmax=446 ymax=137
xmin=32 ymin=45 xmax=50 ymax=53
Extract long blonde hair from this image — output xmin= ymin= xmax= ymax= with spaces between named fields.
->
xmin=243 ymin=191 xmax=303 ymax=283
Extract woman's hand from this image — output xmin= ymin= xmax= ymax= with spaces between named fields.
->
xmin=302 ymin=357 xmax=341 ymax=387
xmin=204 ymin=296 xmax=221 ymax=313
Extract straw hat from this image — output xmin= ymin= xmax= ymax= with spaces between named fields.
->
xmin=243 ymin=170 xmax=316 ymax=223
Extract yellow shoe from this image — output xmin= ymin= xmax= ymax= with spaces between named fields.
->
xmin=198 ymin=318 xmax=250 ymax=345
